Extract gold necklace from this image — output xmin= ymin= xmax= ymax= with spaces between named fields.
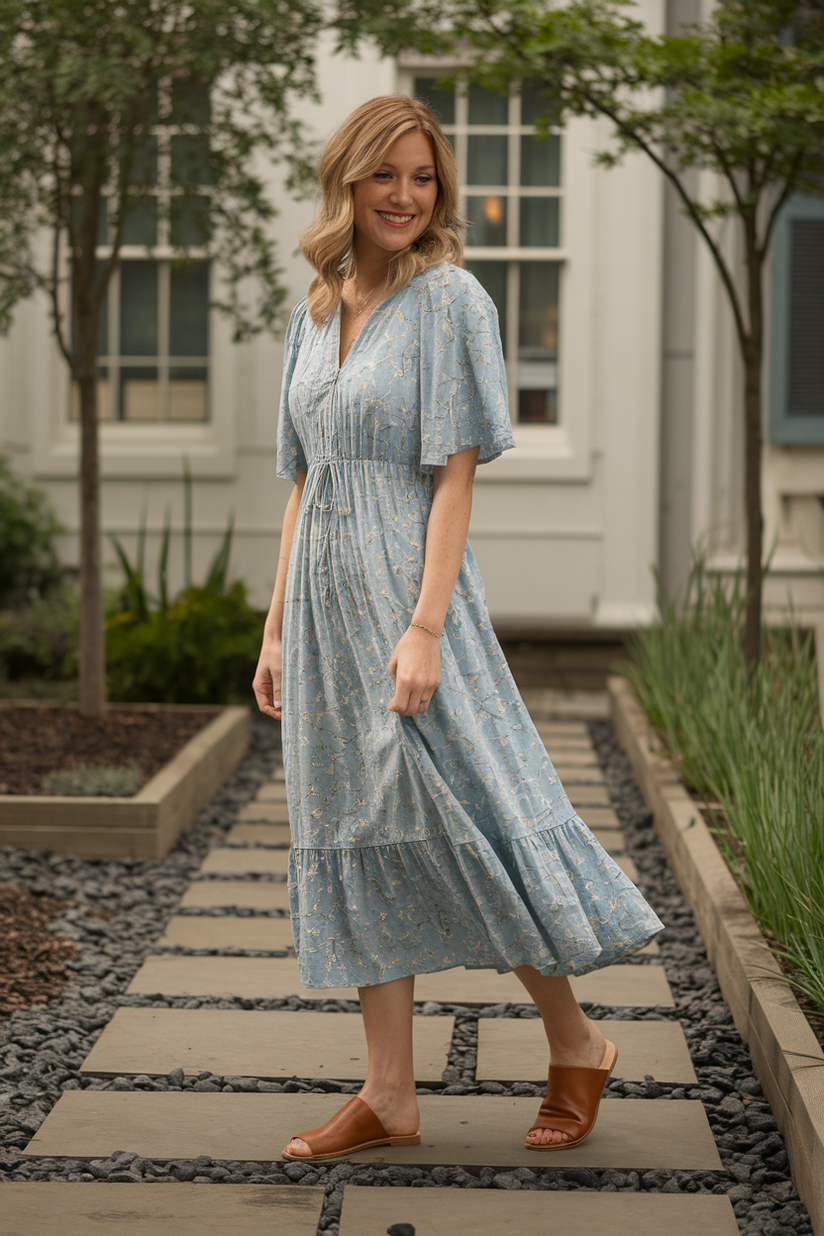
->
xmin=344 ymin=276 xmax=387 ymax=323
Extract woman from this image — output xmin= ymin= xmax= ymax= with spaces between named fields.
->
xmin=253 ymin=94 xmax=664 ymax=1162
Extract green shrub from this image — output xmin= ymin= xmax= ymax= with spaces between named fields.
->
xmin=0 ymin=455 xmax=64 ymax=608
xmin=0 ymin=583 xmax=79 ymax=681
xmin=41 ymin=761 xmax=142 ymax=797
xmin=620 ymin=554 xmax=824 ymax=1016
xmin=107 ymin=581 xmax=264 ymax=704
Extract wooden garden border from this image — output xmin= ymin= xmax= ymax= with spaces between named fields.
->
xmin=608 ymin=674 xmax=824 ymax=1235
xmin=0 ymin=704 xmax=250 ymax=860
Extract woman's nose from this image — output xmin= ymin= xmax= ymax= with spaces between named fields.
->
xmin=389 ymin=179 xmax=414 ymax=206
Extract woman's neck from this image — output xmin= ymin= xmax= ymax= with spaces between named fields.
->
xmin=350 ymin=235 xmax=393 ymax=293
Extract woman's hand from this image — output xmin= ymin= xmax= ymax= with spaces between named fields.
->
xmin=387 ymin=626 xmax=441 ymax=716
xmin=253 ymin=640 xmax=283 ymax=721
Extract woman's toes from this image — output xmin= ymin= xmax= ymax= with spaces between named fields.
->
xmin=527 ymin=1127 xmax=570 ymax=1146
xmin=285 ymin=1137 xmax=310 ymax=1157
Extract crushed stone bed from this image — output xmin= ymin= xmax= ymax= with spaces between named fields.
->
xmin=0 ymin=717 xmax=812 ymax=1236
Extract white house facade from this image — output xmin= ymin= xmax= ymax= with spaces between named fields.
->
xmin=1 ymin=0 xmax=822 ymax=632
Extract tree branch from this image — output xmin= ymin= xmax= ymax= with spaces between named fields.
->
xmin=579 ymin=83 xmax=751 ymax=348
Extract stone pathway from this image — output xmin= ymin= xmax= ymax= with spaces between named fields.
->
xmin=3 ymin=707 xmax=800 ymax=1234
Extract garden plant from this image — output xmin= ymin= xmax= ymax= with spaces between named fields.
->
xmin=622 ymin=556 xmax=824 ymax=1020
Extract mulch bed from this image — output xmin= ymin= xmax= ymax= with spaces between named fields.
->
xmin=0 ymin=887 xmax=78 ymax=1017
xmin=0 ymin=706 xmax=219 ymax=796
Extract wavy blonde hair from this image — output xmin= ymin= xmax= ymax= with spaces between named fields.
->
xmin=301 ymin=95 xmax=464 ymax=326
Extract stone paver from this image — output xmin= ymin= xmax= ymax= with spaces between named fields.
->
xmin=79 ymin=1008 xmax=454 ymax=1083
xmin=254 ymin=782 xmax=288 ymax=803
xmin=476 ymin=1018 xmax=696 ymax=1082
xmin=615 ymin=854 xmax=639 ymax=882
xmin=224 ymin=823 xmax=291 ymax=847
xmin=179 ymin=881 xmax=290 ymax=910
xmin=127 ymin=957 xmax=674 ymax=1006
xmin=338 ymin=1186 xmax=739 ymax=1236
xmin=579 ymin=806 xmax=621 ymax=828
xmin=3 ymin=1184 xmax=324 ymax=1236
xmin=549 ymin=749 xmax=604 ymax=767
xmin=157 ymin=916 xmax=295 ymax=951
xmin=237 ymin=802 xmax=290 ymax=824
xmin=552 ymin=764 xmax=605 ymax=783
xmin=199 ymin=849 xmax=289 ymax=875
xmin=24 ymin=1092 xmax=721 ymax=1169
xmin=592 ymin=828 xmax=625 ymax=853
xmin=567 ymin=785 xmax=612 ymax=807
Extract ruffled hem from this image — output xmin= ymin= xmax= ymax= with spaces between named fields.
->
xmin=288 ymin=813 xmax=665 ymax=989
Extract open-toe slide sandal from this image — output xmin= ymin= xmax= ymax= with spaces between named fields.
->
xmin=282 ymin=1095 xmax=420 ymax=1162
xmin=525 ymin=1039 xmax=619 ymax=1151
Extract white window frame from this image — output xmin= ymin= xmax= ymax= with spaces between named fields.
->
xmin=399 ymin=61 xmax=598 ymax=481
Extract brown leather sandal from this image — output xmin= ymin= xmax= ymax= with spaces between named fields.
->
xmin=282 ymin=1095 xmax=421 ymax=1162
xmin=525 ymin=1039 xmax=619 ymax=1151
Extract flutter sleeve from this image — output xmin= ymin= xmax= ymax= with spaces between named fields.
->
xmin=275 ymin=300 xmax=309 ymax=481
xmin=419 ymin=269 xmax=516 ymax=472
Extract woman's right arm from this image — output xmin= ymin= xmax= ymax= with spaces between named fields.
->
xmin=252 ymin=470 xmax=306 ymax=720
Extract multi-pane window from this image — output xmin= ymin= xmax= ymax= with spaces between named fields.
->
xmin=72 ymin=79 xmax=211 ymax=422
xmin=413 ymin=77 xmax=562 ymax=425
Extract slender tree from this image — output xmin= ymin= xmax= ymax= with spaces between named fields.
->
xmin=358 ymin=0 xmax=824 ymax=669
xmin=0 ymin=0 xmax=326 ymax=714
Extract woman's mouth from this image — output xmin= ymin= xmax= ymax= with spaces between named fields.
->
xmin=376 ymin=211 xmax=416 ymax=228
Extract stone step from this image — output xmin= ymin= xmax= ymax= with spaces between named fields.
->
xmin=209 ymin=823 xmax=627 ymax=857
xmin=567 ymin=785 xmax=611 ymax=807
xmin=127 ymin=957 xmax=674 ymax=1007
xmin=615 ymin=855 xmax=639 ymax=882
xmin=199 ymin=849 xmax=289 ymax=876
xmin=476 ymin=1018 xmax=695 ymax=1083
xmin=158 ymin=910 xmax=653 ymax=954
xmin=79 ymin=1007 xmax=454 ymax=1084
xmin=238 ymin=802 xmax=290 ymax=824
xmin=225 ymin=823 xmax=291 ymax=847
xmin=255 ymin=782 xmax=289 ymax=803
xmin=547 ymin=749 xmax=603 ymax=767
xmin=552 ymin=764 xmax=605 ymax=783
xmin=2 ymin=1183 xmax=324 ymax=1236
xmin=157 ymin=916 xmax=295 ymax=951
xmin=179 ymin=881 xmax=290 ymax=910
xmin=24 ymin=1092 xmax=721 ymax=1170
xmin=579 ymin=807 xmax=621 ymax=829
xmin=339 ymin=1186 xmax=738 ymax=1236
xmin=526 ymin=721 xmax=589 ymax=738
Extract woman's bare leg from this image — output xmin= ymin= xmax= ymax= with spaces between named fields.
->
xmin=513 ymin=965 xmax=608 ymax=1147
xmin=283 ymin=975 xmax=419 ymax=1157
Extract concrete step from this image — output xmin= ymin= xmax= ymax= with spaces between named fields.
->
xmin=476 ymin=1018 xmax=695 ymax=1083
xmin=24 ymin=1092 xmax=721 ymax=1170
xmin=179 ymin=881 xmax=290 ymax=910
xmin=339 ymin=1185 xmax=738 ymax=1236
xmin=126 ymin=957 xmax=674 ymax=1007
xmin=79 ymin=1007 xmax=454 ymax=1085
xmin=2 ymin=1183 xmax=324 ymax=1236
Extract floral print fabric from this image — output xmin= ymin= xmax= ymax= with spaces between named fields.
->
xmin=276 ymin=262 xmax=664 ymax=988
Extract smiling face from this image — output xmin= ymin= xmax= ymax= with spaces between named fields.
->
xmin=351 ymin=129 xmax=439 ymax=265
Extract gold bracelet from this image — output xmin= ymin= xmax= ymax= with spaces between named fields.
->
xmin=410 ymin=621 xmax=441 ymax=639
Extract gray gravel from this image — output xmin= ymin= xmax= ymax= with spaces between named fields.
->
xmin=0 ymin=715 xmax=813 ymax=1236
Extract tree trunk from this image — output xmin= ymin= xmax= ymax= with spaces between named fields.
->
xmin=742 ymin=238 xmax=764 ymax=674
xmin=77 ymin=368 xmax=106 ymax=715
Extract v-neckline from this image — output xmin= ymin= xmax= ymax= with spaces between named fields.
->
xmin=334 ymin=276 xmax=419 ymax=372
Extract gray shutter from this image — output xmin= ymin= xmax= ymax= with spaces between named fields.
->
xmin=788 ymin=219 xmax=824 ymax=417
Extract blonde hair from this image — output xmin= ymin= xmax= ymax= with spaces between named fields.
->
xmin=301 ymin=95 xmax=464 ymax=327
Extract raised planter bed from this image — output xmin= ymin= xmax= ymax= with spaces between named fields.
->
xmin=0 ymin=704 xmax=250 ymax=860
xmin=608 ymin=673 xmax=824 ymax=1235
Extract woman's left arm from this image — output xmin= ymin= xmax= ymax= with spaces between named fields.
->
xmin=387 ymin=445 xmax=480 ymax=717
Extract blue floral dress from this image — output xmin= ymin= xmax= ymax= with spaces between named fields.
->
xmin=276 ymin=262 xmax=664 ymax=989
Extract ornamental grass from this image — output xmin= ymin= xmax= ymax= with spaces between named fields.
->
xmin=621 ymin=556 xmax=824 ymax=1018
